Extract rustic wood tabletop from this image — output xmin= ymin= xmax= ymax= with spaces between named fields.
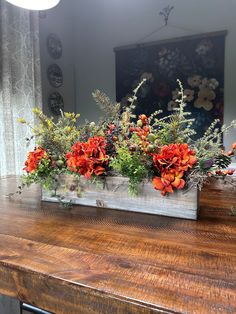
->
xmin=0 ymin=176 xmax=235 ymax=314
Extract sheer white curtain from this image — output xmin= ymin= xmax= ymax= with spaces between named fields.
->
xmin=0 ymin=0 xmax=42 ymax=176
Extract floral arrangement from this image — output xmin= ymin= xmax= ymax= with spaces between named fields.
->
xmin=18 ymin=79 xmax=236 ymax=197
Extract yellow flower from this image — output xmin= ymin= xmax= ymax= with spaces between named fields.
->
xmin=46 ymin=119 xmax=53 ymax=128
xmin=17 ymin=118 xmax=26 ymax=124
xmin=65 ymin=112 xmax=72 ymax=118
xmin=32 ymin=107 xmax=41 ymax=115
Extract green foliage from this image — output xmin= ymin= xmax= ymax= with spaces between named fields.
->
xmin=38 ymin=112 xmax=80 ymax=158
xmin=110 ymin=145 xmax=148 ymax=195
xmin=190 ymin=119 xmax=236 ymax=189
xmin=92 ymin=90 xmax=120 ymax=123
xmin=8 ymin=157 xmax=57 ymax=197
xmin=21 ymin=158 xmax=66 ymax=191
xmin=78 ymin=120 xmax=105 ymax=142
xmin=151 ymin=80 xmax=196 ymax=145
xmin=19 ymin=108 xmax=81 ymax=159
xmin=119 ymin=79 xmax=147 ymax=138
xmin=195 ymin=119 xmax=236 ymax=161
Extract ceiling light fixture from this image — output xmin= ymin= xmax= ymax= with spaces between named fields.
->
xmin=5 ymin=0 xmax=60 ymax=10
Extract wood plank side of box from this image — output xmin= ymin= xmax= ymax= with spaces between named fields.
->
xmin=42 ymin=176 xmax=199 ymax=220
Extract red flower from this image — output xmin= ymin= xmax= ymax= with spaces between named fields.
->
xmin=152 ymin=143 xmax=197 ymax=195
xmin=24 ymin=147 xmax=47 ymax=173
xmin=66 ymin=136 xmax=109 ymax=179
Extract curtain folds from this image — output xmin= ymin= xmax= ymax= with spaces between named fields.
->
xmin=0 ymin=1 xmax=42 ymax=176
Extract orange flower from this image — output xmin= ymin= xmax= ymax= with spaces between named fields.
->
xmin=24 ymin=147 xmax=47 ymax=173
xmin=152 ymin=170 xmax=185 ymax=196
xmin=152 ymin=143 xmax=196 ymax=195
xmin=232 ymin=142 xmax=236 ymax=150
xmin=66 ymin=136 xmax=109 ymax=179
xmin=153 ymin=143 xmax=197 ymax=172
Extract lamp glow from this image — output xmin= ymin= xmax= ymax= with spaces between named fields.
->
xmin=5 ymin=0 xmax=60 ymax=10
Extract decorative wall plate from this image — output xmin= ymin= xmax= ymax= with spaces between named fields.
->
xmin=48 ymin=92 xmax=64 ymax=116
xmin=47 ymin=64 xmax=63 ymax=88
xmin=47 ymin=33 xmax=62 ymax=59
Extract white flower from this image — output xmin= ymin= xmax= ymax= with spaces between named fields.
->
xmin=209 ymin=78 xmax=219 ymax=90
xmin=184 ymin=89 xmax=194 ymax=102
xmin=200 ymin=78 xmax=219 ymax=90
xmin=194 ymin=88 xmax=216 ymax=111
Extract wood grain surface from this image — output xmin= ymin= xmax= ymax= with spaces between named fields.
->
xmin=0 ymin=176 xmax=235 ymax=314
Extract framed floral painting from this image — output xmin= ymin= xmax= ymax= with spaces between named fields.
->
xmin=115 ymin=31 xmax=226 ymax=139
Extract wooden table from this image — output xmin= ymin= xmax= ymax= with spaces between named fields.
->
xmin=0 ymin=177 xmax=235 ymax=314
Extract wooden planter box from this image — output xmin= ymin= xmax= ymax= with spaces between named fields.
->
xmin=42 ymin=175 xmax=199 ymax=220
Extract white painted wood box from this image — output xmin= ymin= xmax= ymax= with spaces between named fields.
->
xmin=42 ymin=175 xmax=199 ymax=220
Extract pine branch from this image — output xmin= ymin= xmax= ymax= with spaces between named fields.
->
xmin=92 ymin=90 xmax=120 ymax=122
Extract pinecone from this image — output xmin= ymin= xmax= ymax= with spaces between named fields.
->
xmin=214 ymin=154 xmax=232 ymax=169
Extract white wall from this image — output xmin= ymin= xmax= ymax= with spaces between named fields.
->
xmin=39 ymin=0 xmax=76 ymax=116
xmin=71 ymin=0 xmax=236 ymax=155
